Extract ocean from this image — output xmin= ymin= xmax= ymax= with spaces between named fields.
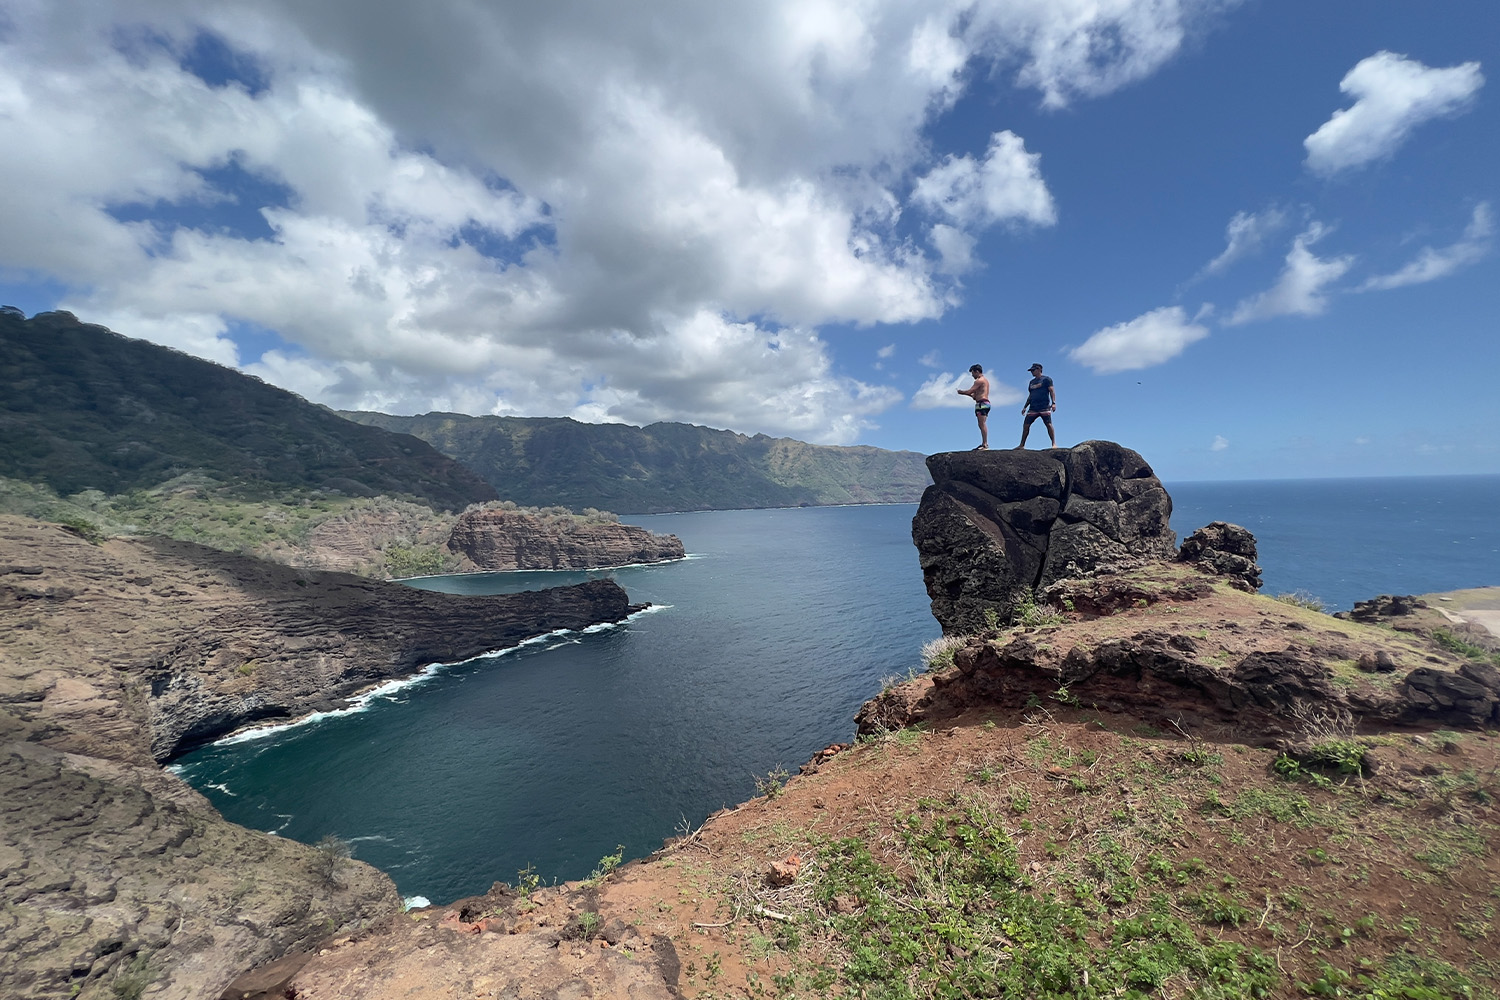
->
xmin=172 ymin=474 xmax=1500 ymax=904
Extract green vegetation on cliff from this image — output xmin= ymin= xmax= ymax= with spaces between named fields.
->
xmin=0 ymin=311 xmax=496 ymax=511
xmin=341 ymin=410 xmax=931 ymax=513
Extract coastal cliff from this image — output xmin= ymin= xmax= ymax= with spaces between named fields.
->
xmin=447 ymin=506 xmax=685 ymax=571
xmin=7 ymin=447 xmax=1500 ymax=1000
xmin=0 ymin=514 xmax=641 ymax=1000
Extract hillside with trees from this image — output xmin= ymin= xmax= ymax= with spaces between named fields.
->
xmin=341 ymin=411 xmax=932 ymax=513
xmin=0 ymin=309 xmax=496 ymax=511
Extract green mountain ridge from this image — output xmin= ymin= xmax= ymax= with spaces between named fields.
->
xmin=0 ymin=310 xmax=497 ymax=511
xmin=339 ymin=410 xmax=933 ymax=513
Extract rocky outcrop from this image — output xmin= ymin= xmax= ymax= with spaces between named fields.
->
xmin=912 ymin=441 xmax=1176 ymax=633
xmin=447 ymin=508 xmax=684 ymax=571
xmin=858 ymin=566 xmax=1500 ymax=739
xmin=1177 ymin=521 xmax=1262 ymax=592
xmin=0 ymin=514 xmax=644 ymax=1000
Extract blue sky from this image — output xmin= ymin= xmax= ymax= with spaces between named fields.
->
xmin=0 ymin=0 xmax=1494 ymax=481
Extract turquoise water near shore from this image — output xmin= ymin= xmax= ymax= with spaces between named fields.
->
xmin=173 ymin=475 xmax=1499 ymax=903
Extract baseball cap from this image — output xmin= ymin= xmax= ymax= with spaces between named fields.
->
xmin=1027 ymin=363 xmax=1043 ymax=371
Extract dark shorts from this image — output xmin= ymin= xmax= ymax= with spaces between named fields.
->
xmin=975 ymin=402 xmax=991 ymax=415
xmin=1024 ymin=410 xmax=1052 ymax=424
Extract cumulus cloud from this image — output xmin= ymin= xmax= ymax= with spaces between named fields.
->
xmin=1200 ymin=207 xmax=1289 ymax=276
xmin=1211 ymin=435 xmax=1228 ymax=451
xmin=1068 ymin=305 xmax=1209 ymax=374
xmin=910 ymin=370 xmax=1022 ymax=410
xmin=1227 ymin=223 xmax=1354 ymax=324
xmin=1304 ymin=51 xmax=1484 ymax=176
xmin=912 ymin=130 xmax=1057 ymax=229
xmin=0 ymin=0 xmax=1228 ymax=443
xmin=1357 ymin=203 xmax=1493 ymax=291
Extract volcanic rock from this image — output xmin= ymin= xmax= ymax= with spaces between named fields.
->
xmin=448 ymin=508 xmax=684 ymax=571
xmin=1177 ymin=521 xmax=1263 ymax=592
xmin=0 ymin=514 xmax=644 ymax=1000
xmin=912 ymin=441 xmax=1176 ymax=633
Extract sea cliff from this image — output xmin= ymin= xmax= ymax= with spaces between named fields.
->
xmin=5 ymin=444 xmax=1500 ymax=1000
xmin=0 ymin=514 xmax=641 ymax=1000
xmin=447 ymin=506 xmax=685 ymax=571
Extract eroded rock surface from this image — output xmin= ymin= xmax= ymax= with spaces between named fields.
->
xmin=858 ymin=565 xmax=1500 ymax=739
xmin=1177 ymin=521 xmax=1262 ymax=592
xmin=0 ymin=514 xmax=643 ymax=1000
xmin=448 ymin=507 xmax=684 ymax=571
xmin=913 ymin=441 xmax=1176 ymax=633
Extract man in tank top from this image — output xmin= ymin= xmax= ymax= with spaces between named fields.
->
xmin=1018 ymin=363 xmax=1056 ymax=448
xmin=957 ymin=364 xmax=991 ymax=450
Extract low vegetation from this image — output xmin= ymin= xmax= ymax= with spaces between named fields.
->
xmin=0 ymin=475 xmax=630 ymax=580
xmin=659 ymin=708 xmax=1500 ymax=1000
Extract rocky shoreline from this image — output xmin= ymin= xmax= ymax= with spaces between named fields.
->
xmin=5 ymin=443 xmax=1499 ymax=999
xmin=0 ymin=514 xmax=643 ymax=1000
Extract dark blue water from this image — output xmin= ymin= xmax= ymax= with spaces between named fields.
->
xmin=1170 ymin=475 xmax=1500 ymax=611
xmin=173 ymin=477 xmax=1500 ymax=903
xmin=172 ymin=504 xmax=938 ymax=903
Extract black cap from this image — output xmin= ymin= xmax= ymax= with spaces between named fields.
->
xmin=1028 ymin=363 xmax=1043 ymax=371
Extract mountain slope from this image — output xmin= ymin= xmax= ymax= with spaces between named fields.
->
xmin=341 ymin=410 xmax=932 ymax=513
xmin=0 ymin=310 xmax=496 ymax=510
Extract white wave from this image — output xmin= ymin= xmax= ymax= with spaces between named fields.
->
xmin=208 ymin=605 xmax=663 ymax=747
xmin=393 ymin=552 xmax=691 ymax=582
xmin=403 ymin=895 xmax=432 ymax=911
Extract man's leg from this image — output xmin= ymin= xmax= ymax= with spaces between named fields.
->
xmin=977 ymin=412 xmax=989 ymax=449
xmin=1018 ymin=414 xmax=1034 ymax=448
xmin=1043 ymin=414 xmax=1056 ymax=447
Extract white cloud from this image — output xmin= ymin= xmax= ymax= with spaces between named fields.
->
xmin=1068 ymin=305 xmax=1209 ymax=374
xmin=1304 ymin=51 xmax=1484 ymax=176
xmin=1201 ymin=207 xmax=1288 ymax=276
xmin=928 ymin=223 xmax=979 ymax=275
xmin=877 ymin=343 xmax=896 ymax=359
xmin=1211 ymin=435 xmax=1228 ymax=451
xmin=965 ymin=0 xmax=1233 ymax=110
xmin=912 ymin=131 xmax=1056 ymax=230
xmin=910 ymin=370 xmax=1022 ymax=410
xmin=0 ymin=0 xmax=1229 ymax=442
xmin=1227 ymin=223 xmax=1354 ymax=324
xmin=918 ymin=350 xmax=942 ymax=368
xmin=1357 ymin=203 xmax=1493 ymax=291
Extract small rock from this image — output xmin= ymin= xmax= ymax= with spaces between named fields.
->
xmin=766 ymin=854 xmax=802 ymax=887
xmin=1356 ymin=651 xmax=1398 ymax=673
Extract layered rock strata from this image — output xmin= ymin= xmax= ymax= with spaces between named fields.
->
xmin=912 ymin=441 xmax=1175 ymax=633
xmin=0 ymin=514 xmax=642 ymax=1000
xmin=448 ymin=507 xmax=684 ymax=571
xmin=859 ymin=565 xmax=1500 ymax=738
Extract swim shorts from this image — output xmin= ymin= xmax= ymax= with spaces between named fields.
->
xmin=975 ymin=400 xmax=991 ymax=415
xmin=1024 ymin=409 xmax=1052 ymax=423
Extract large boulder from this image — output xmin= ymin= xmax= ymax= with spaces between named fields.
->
xmin=912 ymin=441 xmax=1177 ymax=633
xmin=1177 ymin=521 xmax=1262 ymax=592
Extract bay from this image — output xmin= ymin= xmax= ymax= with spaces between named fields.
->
xmin=173 ymin=475 xmax=1500 ymax=903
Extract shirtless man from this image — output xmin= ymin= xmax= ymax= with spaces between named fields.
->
xmin=957 ymin=364 xmax=991 ymax=450
xmin=1018 ymin=363 xmax=1056 ymax=448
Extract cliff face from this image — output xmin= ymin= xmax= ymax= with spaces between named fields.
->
xmin=447 ymin=507 xmax=684 ymax=571
xmin=0 ymin=514 xmax=641 ymax=1000
xmin=912 ymin=441 xmax=1175 ymax=633
xmin=340 ymin=410 xmax=934 ymax=513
